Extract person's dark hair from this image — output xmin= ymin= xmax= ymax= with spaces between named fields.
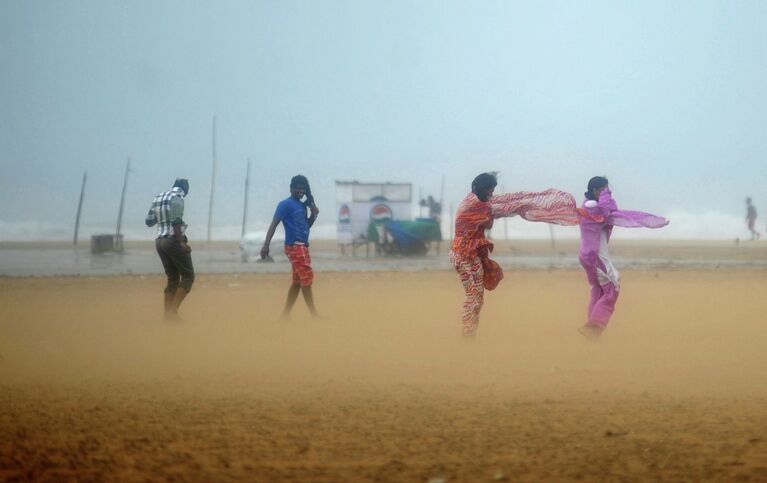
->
xmin=173 ymin=178 xmax=189 ymax=195
xmin=291 ymin=174 xmax=315 ymax=208
xmin=471 ymin=172 xmax=498 ymax=202
xmin=585 ymin=176 xmax=608 ymax=201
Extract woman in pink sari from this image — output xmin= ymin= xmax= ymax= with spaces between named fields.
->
xmin=577 ymin=176 xmax=668 ymax=338
xmin=451 ymin=173 xmax=579 ymax=337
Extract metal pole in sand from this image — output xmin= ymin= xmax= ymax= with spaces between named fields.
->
xmin=241 ymin=158 xmax=251 ymax=239
xmin=73 ymin=171 xmax=87 ymax=245
xmin=500 ymin=184 xmax=509 ymax=242
xmin=438 ymin=175 xmax=445 ymax=255
xmin=549 ymin=224 xmax=556 ymax=250
xmin=116 ymin=158 xmax=131 ymax=241
xmin=207 ymin=116 xmax=217 ymax=244
xmin=439 ymin=175 xmax=445 ymax=208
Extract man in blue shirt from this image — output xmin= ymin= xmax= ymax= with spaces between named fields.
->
xmin=261 ymin=175 xmax=320 ymax=318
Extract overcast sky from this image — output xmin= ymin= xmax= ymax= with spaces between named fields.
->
xmin=1 ymin=0 xmax=765 ymax=240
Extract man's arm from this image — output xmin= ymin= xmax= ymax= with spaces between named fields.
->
xmin=145 ymin=207 xmax=158 ymax=227
xmin=260 ymin=218 xmax=281 ymax=259
xmin=307 ymin=205 xmax=319 ymax=228
xmin=169 ymin=196 xmax=190 ymax=252
xmin=173 ymin=223 xmax=191 ymax=253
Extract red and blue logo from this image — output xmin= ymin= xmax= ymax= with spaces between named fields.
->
xmin=338 ymin=204 xmax=351 ymax=224
xmin=370 ymin=203 xmax=393 ymax=222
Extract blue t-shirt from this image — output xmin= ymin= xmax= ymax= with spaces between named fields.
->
xmin=274 ymin=197 xmax=310 ymax=245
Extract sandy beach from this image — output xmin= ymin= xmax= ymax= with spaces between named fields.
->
xmin=5 ymin=0 xmax=767 ymax=479
xmin=1 ymin=257 xmax=766 ymax=481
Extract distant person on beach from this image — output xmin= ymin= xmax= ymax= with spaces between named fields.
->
xmin=577 ymin=177 xmax=668 ymax=339
xmin=450 ymin=173 xmax=580 ymax=337
xmin=746 ymin=197 xmax=760 ymax=241
xmin=261 ymin=175 xmax=320 ymax=319
xmin=420 ymin=195 xmax=442 ymax=222
xmin=145 ymin=178 xmax=194 ymax=321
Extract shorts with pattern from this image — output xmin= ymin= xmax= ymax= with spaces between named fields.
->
xmin=285 ymin=244 xmax=314 ymax=286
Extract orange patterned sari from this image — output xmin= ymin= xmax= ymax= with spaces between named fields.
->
xmin=450 ymin=189 xmax=579 ymax=335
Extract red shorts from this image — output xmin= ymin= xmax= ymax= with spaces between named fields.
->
xmin=285 ymin=244 xmax=314 ymax=286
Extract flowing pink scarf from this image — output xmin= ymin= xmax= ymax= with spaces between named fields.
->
xmin=452 ymin=188 xmax=668 ymax=290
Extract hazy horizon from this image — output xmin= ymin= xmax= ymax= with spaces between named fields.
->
xmin=2 ymin=1 xmax=766 ymax=242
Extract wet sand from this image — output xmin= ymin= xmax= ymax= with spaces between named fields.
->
xmin=1 ymin=268 xmax=767 ymax=481
xmin=2 ymin=239 xmax=766 ymax=277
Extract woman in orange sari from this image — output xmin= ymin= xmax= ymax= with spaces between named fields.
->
xmin=450 ymin=173 xmax=579 ymax=336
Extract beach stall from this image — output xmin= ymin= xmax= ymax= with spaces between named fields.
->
xmin=335 ymin=181 xmax=441 ymax=255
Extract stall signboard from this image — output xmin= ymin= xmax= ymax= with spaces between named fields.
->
xmin=335 ymin=181 xmax=412 ymax=244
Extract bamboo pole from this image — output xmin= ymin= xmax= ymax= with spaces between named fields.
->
xmin=116 ymin=158 xmax=130 ymax=239
xmin=73 ymin=171 xmax=87 ymax=245
xmin=549 ymin=224 xmax=556 ymax=250
xmin=241 ymin=158 xmax=251 ymax=239
xmin=207 ymin=116 xmax=217 ymax=243
xmin=500 ymin=184 xmax=509 ymax=241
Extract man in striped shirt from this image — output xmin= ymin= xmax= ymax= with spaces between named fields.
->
xmin=145 ymin=178 xmax=194 ymax=321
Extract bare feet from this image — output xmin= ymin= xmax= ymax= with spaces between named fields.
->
xmin=578 ymin=324 xmax=603 ymax=340
xmin=279 ymin=312 xmax=325 ymax=321
xmin=164 ymin=312 xmax=184 ymax=323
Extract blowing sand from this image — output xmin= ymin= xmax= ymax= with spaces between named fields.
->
xmin=1 ymin=268 xmax=766 ymax=481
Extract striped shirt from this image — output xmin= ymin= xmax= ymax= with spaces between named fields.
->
xmin=145 ymin=187 xmax=186 ymax=238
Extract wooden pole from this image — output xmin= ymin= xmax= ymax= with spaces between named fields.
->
xmin=549 ymin=224 xmax=556 ymax=250
xmin=439 ymin=175 xmax=445 ymax=207
xmin=439 ymin=177 xmax=445 ymax=222
xmin=241 ymin=158 xmax=251 ymax=239
xmin=207 ymin=116 xmax=217 ymax=243
xmin=116 ymin=158 xmax=130 ymax=238
xmin=500 ymin=184 xmax=509 ymax=242
xmin=73 ymin=171 xmax=87 ymax=245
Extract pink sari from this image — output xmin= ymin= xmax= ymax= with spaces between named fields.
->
xmin=578 ymin=188 xmax=668 ymax=331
